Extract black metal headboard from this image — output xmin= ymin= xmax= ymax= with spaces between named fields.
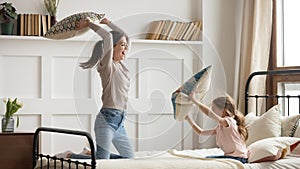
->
xmin=244 ymin=69 xmax=300 ymax=115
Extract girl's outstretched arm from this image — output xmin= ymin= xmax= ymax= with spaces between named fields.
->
xmin=185 ymin=115 xmax=215 ymax=136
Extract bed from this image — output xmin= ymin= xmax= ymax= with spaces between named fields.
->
xmin=33 ymin=69 xmax=300 ymax=169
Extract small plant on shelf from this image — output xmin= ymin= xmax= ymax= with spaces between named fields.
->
xmin=0 ymin=2 xmax=17 ymax=23
xmin=0 ymin=2 xmax=18 ymax=35
xmin=44 ymin=0 xmax=59 ymax=25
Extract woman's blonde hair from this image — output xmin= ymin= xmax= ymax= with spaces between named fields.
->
xmin=212 ymin=95 xmax=248 ymax=142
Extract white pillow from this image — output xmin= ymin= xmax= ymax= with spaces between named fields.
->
xmin=248 ymin=137 xmax=300 ymax=163
xmin=281 ymin=114 xmax=300 ymax=137
xmin=245 ymin=105 xmax=281 ymax=146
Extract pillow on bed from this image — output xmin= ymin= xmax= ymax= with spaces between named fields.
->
xmin=245 ymin=105 xmax=281 ymax=146
xmin=171 ymin=65 xmax=212 ymax=121
xmin=44 ymin=12 xmax=105 ymax=39
xmin=293 ymin=124 xmax=300 ymax=138
xmin=247 ymin=137 xmax=300 ymax=163
xmin=281 ymin=114 xmax=300 ymax=137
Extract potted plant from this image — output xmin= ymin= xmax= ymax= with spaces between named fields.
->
xmin=0 ymin=2 xmax=18 ymax=35
xmin=44 ymin=0 xmax=59 ymax=26
xmin=2 ymin=98 xmax=23 ymax=132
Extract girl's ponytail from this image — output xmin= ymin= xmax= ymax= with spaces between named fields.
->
xmin=234 ymin=111 xmax=248 ymax=142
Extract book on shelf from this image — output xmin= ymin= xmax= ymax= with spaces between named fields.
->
xmin=175 ymin=22 xmax=189 ymax=40
xmin=169 ymin=21 xmax=182 ymax=40
xmin=182 ymin=22 xmax=196 ymax=41
xmin=160 ymin=20 xmax=173 ymax=40
xmin=154 ymin=20 xmax=166 ymax=40
xmin=144 ymin=20 xmax=202 ymax=41
xmin=167 ymin=21 xmax=178 ymax=40
xmin=190 ymin=21 xmax=202 ymax=41
xmin=145 ymin=20 xmax=163 ymax=40
xmin=16 ymin=13 xmax=52 ymax=37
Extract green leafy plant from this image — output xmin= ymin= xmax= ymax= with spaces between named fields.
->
xmin=44 ymin=0 xmax=60 ymax=16
xmin=0 ymin=2 xmax=18 ymax=23
xmin=3 ymin=98 xmax=23 ymax=129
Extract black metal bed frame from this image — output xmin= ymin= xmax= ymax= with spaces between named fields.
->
xmin=33 ymin=127 xmax=97 ymax=169
xmin=244 ymin=69 xmax=300 ymax=115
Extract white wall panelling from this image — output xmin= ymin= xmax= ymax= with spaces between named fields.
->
xmin=0 ymin=36 xmax=202 ymax=154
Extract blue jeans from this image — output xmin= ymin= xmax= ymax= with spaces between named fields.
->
xmin=206 ymin=155 xmax=248 ymax=164
xmin=70 ymin=108 xmax=134 ymax=159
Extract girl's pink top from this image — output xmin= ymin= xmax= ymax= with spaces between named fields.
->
xmin=215 ymin=116 xmax=248 ymax=158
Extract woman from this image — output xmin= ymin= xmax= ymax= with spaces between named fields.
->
xmin=185 ymin=93 xmax=248 ymax=163
xmin=56 ymin=17 xmax=134 ymax=159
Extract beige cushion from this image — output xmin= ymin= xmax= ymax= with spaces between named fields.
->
xmin=293 ymin=123 xmax=300 ymax=138
xmin=281 ymin=114 xmax=300 ymax=137
xmin=44 ymin=12 xmax=105 ymax=39
xmin=245 ymin=105 xmax=281 ymax=146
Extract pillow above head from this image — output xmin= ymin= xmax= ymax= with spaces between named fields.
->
xmin=245 ymin=105 xmax=281 ymax=146
xmin=171 ymin=65 xmax=212 ymax=121
xmin=44 ymin=12 xmax=105 ymax=39
xmin=247 ymin=137 xmax=300 ymax=163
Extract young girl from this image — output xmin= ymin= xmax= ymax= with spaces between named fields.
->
xmin=56 ymin=17 xmax=134 ymax=159
xmin=185 ymin=92 xmax=248 ymax=163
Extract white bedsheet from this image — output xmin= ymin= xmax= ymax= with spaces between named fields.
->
xmin=97 ymin=148 xmax=244 ymax=169
xmin=244 ymin=156 xmax=300 ymax=169
xmin=35 ymin=148 xmax=300 ymax=169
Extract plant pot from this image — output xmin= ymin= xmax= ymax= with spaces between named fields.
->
xmin=50 ymin=15 xmax=57 ymax=26
xmin=2 ymin=117 xmax=14 ymax=132
xmin=0 ymin=22 xmax=14 ymax=35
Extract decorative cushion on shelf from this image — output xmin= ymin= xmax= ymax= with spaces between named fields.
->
xmin=171 ymin=65 xmax=212 ymax=121
xmin=44 ymin=12 xmax=105 ymax=40
xmin=247 ymin=137 xmax=300 ymax=163
xmin=245 ymin=105 xmax=281 ymax=146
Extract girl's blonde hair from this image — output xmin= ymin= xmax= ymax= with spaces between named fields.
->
xmin=212 ymin=95 xmax=248 ymax=142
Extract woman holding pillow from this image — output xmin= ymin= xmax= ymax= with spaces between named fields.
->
xmin=56 ymin=17 xmax=134 ymax=159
